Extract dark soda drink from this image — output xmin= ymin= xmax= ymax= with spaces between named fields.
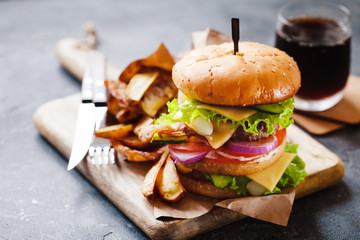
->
xmin=275 ymin=17 xmax=351 ymax=100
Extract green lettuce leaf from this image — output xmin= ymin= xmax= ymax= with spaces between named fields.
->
xmin=264 ymin=186 xmax=281 ymax=195
xmin=276 ymin=142 xmax=307 ymax=188
xmin=203 ymin=142 xmax=307 ymax=196
xmin=285 ymin=142 xmax=299 ymax=153
xmin=235 ymin=97 xmax=294 ymax=135
xmin=229 ymin=176 xmax=252 ymax=196
xmin=155 ymin=99 xmax=215 ymax=125
xmin=155 ymin=97 xmax=295 ymax=136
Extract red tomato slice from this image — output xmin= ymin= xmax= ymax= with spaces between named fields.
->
xmin=276 ymin=128 xmax=286 ymax=146
xmin=168 ymin=142 xmax=213 ymax=153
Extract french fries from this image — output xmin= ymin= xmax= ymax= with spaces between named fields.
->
xmin=94 ymin=124 xmax=134 ymax=140
xmin=142 ymin=149 xmax=169 ymax=198
xmin=155 ymin=155 xmax=185 ymax=202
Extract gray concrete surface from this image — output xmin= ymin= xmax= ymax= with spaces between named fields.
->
xmin=1 ymin=0 xmax=360 ymax=239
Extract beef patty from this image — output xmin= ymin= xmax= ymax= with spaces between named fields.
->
xmin=231 ymin=122 xmax=279 ymax=141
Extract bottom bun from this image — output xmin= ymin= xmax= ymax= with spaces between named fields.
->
xmin=178 ymin=173 xmax=240 ymax=199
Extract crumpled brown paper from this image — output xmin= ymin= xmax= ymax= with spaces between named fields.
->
xmin=293 ymin=75 xmax=360 ymax=135
xmin=192 ymin=27 xmax=232 ymax=49
xmin=292 ymin=113 xmax=346 ymax=135
xmin=153 ymin=193 xmax=219 ymax=219
xmin=215 ymin=188 xmax=295 ymax=226
xmin=119 ymin=43 xmax=175 ymax=83
xmin=152 ymin=28 xmax=297 ymax=226
xmin=153 ymin=188 xmax=295 ymax=226
xmin=107 ymin=42 xmax=177 ymax=122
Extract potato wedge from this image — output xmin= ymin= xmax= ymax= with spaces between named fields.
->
xmin=119 ymin=134 xmax=154 ymax=149
xmin=155 ymin=155 xmax=185 ymax=202
xmin=94 ymin=124 xmax=134 ymax=140
xmin=133 ymin=117 xmax=154 ymax=136
xmin=126 ymin=72 xmax=159 ymax=101
xmin=142 ymin=149 xmax=169 ymax=198
xmin=175 ymin=163 xmax=193 ymax=174
xmin=141 ymin=81 xmax=177 ymax=117
xmin=112 ymin=141 xmax=162 ymax=162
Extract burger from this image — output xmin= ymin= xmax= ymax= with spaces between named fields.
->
xmin=139 ymin=42 xmax=307 ymax=199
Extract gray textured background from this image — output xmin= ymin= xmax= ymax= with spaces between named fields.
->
xmin=1 ymin=0 xmax=360 ymax=239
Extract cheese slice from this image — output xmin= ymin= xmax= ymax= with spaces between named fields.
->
xmin=204 ymin=121 xmax=238 ymax=149
xmin=126 ymin=72 xmax=159 ymax=101
xmin=177 ymin=90 xmax=187 ymax=104
xmin=197 ymin=104 xmax=256 ymax=121
xmin=246 ymin=152 xmax=296 ymax=191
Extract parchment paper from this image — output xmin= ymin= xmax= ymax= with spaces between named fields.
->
xmin=293 ymin=76 xmax=360 ymax=135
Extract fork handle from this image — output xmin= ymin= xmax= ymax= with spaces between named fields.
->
xmin=93 ymin=81 xmax=107 ymax=106
xmin=89 ymin=51 xmax=107 ymax=104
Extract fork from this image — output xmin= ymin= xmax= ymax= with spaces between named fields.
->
xmin=86 ymin=51 xmax=116 ymax=166
xmin=86 ymin=106 xmax=116 ymax=166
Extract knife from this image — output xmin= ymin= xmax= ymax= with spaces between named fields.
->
xmin=67 ymin=51 xmax=107 ymax=170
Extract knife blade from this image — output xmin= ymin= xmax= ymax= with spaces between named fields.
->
xmin=67 ymin=51 xmax=107 ymax=170
xmin=67 ymin=103 xmax=95 ymax=170
xmin=67 ymin=63 xmax=96 ymax=170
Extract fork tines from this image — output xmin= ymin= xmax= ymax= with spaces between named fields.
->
xmin=88 ymin=146 xmax=115 ymax=165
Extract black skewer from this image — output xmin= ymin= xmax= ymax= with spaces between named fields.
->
xmin=232 ymin=18 xmax=240 ymax=55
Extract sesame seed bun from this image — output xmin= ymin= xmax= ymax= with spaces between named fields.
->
xmin=172 ymin=42 xmax=300 ymax=106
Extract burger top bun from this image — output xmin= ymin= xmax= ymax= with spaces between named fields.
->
xmin=172 ymin=42 xmax=301 ymax=106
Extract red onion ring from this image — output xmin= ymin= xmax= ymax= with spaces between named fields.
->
xmin=169 ymin=148 xmax=209 ymax=164
xmin=224 ymin=135 xmax=278 ymax=155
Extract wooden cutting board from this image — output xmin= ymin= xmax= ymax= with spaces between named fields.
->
xmin=33 ymin=93 xmax=344 ymax=240
xmin=33 ymin=37 xmax=344 ymax=239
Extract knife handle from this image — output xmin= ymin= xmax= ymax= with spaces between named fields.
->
xmin=81 ymin=65 xmax=93 ymax=102
xmin=89 ymin=51 xmax=107 ymax=105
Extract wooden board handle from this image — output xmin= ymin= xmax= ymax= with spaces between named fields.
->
xmin=55 ymin=38 xmax=121 ymax=82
